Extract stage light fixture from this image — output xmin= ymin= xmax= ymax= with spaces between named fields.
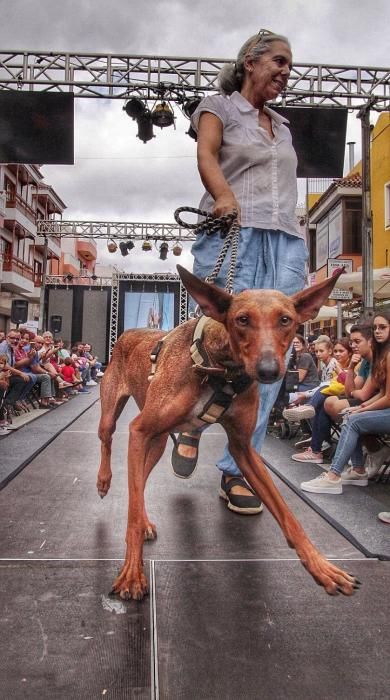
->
xmin=107 ymin=240 xmax=117 ymax=253
xmin=91 ymin=274 xmax=98 ymax=281
xmin=123 ymin=97 xmax=146 ymax=120
xmin=119 ymin=241 xmax=129 ymax=256
xmin=172 ymin=242 xmax=183 ymax=256
xmin=183 ymin=96 xmax=202 ymax=118
xmin=65 ymin=273 xmax=74 ymax=282
xmin=137 ymin=110 xmax=154 ymax=143
xmin=142 ymin=239 xmax=152 ymax=251
xmin=159 ymin=241 xmax=169 ymax=261
xmin=151 ymin=101 xmax=175 ymax=128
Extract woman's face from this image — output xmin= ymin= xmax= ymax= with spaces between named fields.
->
xmin=315 ymin=343 xmax=332 ymax=362
xmin=373 ymin=316 xmax=390 ymax=344
xmin=292 ymin=337 xmax=303 ymax=352
xmin=43 ymin=333 xmax=53 ymax=345
xmin=333 ymin=343 xmax=350 ymax=367
xmin=246 ymin=41 xmax=292 ymax=102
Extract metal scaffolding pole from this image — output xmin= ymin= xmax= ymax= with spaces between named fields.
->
xmin=358 ymin=102 xmax=374 ymax=320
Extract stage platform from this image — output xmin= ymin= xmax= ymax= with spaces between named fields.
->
xmin=0 ymin=395 xmax=389 ymax=699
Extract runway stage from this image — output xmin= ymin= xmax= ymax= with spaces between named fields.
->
xmin=0 ymin=391 xmax=389 ymax=699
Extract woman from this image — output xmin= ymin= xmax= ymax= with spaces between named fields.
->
xmin=291 ymin=334 xmax=320 ymax=392
xmin=172 ymin=30 xmax=308 ymax=514
xmin=301 ymin=312 xmax=390 ymax=494
xmin=291 ymin=338 xmax=352 ymax=464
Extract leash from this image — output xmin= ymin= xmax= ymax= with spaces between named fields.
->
xmin=174 ymin=206 xmax=240 ymax=294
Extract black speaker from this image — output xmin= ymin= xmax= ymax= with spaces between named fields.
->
xmin=49 ymin=315 xmax=62 ymax=334
xmin=11 ymin=299 xmax=28 ymax=325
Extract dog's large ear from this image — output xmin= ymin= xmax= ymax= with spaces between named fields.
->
xmin=177 ymin=265 xmax=232 ymax=322
xmin=291 ymin=267 xmax=345 ymax=323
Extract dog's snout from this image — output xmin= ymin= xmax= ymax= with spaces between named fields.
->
xmin=256 ymin=353 xmax=281 ymax=384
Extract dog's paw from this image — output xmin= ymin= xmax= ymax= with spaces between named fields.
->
xmin=111 ymin=563 xmax=149 ymax=601
xmin=96 ymin=471 xmax=112 ymax=498
xmin=303 ymin=554 xmax=360 ymax=596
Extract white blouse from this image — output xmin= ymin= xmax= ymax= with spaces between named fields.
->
xmin=191 ymin=91 xmax=302 ymax=238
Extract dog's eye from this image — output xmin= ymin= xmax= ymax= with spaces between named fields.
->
xmin=236 ymin=315 xmax=249 ymax=326
xmin=280 ymin=315 xmax=292 ymax=326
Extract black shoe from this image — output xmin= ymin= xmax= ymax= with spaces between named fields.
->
xmin=219 ymin=475 xmax=263 ymax=515
xmin=171 ymin=433 xmax=200 ymax=478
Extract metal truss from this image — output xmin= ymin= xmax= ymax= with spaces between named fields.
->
xmin=37 ymin=220 xmax=196 ymax=241
xmin=0 ymin=50 xmax=389 ymax=108
xmin=109 ymin=270 xmax=120 ymax=356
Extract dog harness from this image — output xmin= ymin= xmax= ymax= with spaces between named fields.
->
xmin=149 ymin=315 xmax=252 ymax=424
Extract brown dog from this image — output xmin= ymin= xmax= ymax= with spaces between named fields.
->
xmin=97 ymin=265 xmax=359 ymax=600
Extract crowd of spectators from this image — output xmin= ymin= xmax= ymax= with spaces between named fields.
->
xmin=279 ymin=314 xmax=390 ymax=525
xmin=0 ymin=329 xmax=104 ymax=436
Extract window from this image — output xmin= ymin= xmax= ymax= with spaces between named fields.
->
xmin=343 ymin=197 xmax=362 ymax=254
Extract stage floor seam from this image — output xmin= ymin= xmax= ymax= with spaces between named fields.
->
xmin=0 ymin=556 xmax=375 ymax=562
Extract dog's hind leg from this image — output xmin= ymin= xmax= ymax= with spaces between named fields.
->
xmin=97 ymin=368 xmax=130 ymax=498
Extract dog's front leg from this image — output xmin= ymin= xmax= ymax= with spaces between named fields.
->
xmin=228 ymin=437 xmax=359 ymax=597
xmin=111 ymin=418 xmax=152 ymax=600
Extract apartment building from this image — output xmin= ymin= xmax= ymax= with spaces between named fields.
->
xmin=0 ymin=164 xmax=97 ymax=331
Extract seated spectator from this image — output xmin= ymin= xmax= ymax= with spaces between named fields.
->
xmin=290 ymin=335 xmax=320 ymax=393
xmin=57 ymin=339 xmax=71 ymax=362
xmin=60 ymin=356 xmax=81 ymax=389
xmin=290 ymin=338 xmax=357 ymax=463
xmin=14 ymin=335 xmax=53 ymax=408
xmin=71 ymin=343 xmax=90 ymax=393
xmin=0 ymin=331 xmax=32 ymax=412
xmin=283 ymin=336 xmax=339 ymax=418
xmin=38 ymin=331 xmax=70 ymax=401
xmin=83 ymin=342 xmax=103 ymax=380
xmin=0 ymin=353 xmax=12 ymax=434
xmin=301 ymin=311 xmax=390 ymax=494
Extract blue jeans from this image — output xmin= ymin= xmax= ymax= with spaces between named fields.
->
xmin=330 ymin=409 xmax=390 ymax=476
xmin=307 ymin=390 xmax=332 ymax=453
xmin=191 ymin=227 xmax=308 ymax=476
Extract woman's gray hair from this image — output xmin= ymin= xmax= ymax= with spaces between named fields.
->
xmin=218 ymin=31 xmax=290 ymax=95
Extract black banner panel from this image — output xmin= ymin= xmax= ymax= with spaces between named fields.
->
xmin=0 ymin=91 xmax=74 ymax=164
xmin=273 ymin=106 xmax=348 ymax=178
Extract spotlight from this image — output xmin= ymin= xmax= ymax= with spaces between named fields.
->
xmin=142 ymin=239 xmax=152 ymax=251
xmin=119 ymin=241 xmax=129 ymax=256
xmin=123 ymin=97 xmax=146 ymax=120
xmin=107 ymin=240 xmax=117 ymax=253
xmin=119 ymin=240 xmax=135 ymax=257
xmin=91 ymin=274 xmax=98 ymax=281
xmin=65 ymin=273 xmax=74 ymax=282
xmin=172 ymin=242 xmax=183 ymax=256
xmin=183 ymin=96 xmax=202 ymax=118
xmin=137 ymin=110 xmax=154 ymax=143
xmin=159 ymin=241 xmax=169 ymax=261
xmin=151 ymin=101 xmax=175 ymax=128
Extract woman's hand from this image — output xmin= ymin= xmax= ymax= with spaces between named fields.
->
xmin=212 ymin=193 xmax=241 ymax=222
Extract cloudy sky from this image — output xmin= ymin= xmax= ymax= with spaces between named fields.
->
xmin=1 ymin=0 xmax=389 ymax=273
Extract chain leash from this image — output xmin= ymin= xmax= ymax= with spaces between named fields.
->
xmin=174 ymin=207 xmax=240 ymax=294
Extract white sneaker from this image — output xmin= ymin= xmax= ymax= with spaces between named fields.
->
xmin=292 ymin=448 xmax=323 ymax=464
xmin=341 ymin=467 xmax=368 ymax=486
xmin=96 ymin=370 xmax=104 ymax=378
xmin=0 ymin=426 xmax=11 ymax=436
xmin=86 ymin=380 xmax=98 ymax=386
xmin=378 ymin=512 xmax=390 ymax=524
xmin=301 ymin=472 xmax=342 ymax=494
xmin=283 ymin=404 xmax=316 ymax=422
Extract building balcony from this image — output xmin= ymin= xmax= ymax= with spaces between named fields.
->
xmin=34 ymin=234 xmax=62 ymax=260
xmin=61 ymin=252 xmax=81 ymax=278
xmin=1 ymin=253 xmax=34 ymax=294
xmin=4 ymin=210 xmax=37 ymax=238
xmin=76 ymin=238 xmax=97 ymax=262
